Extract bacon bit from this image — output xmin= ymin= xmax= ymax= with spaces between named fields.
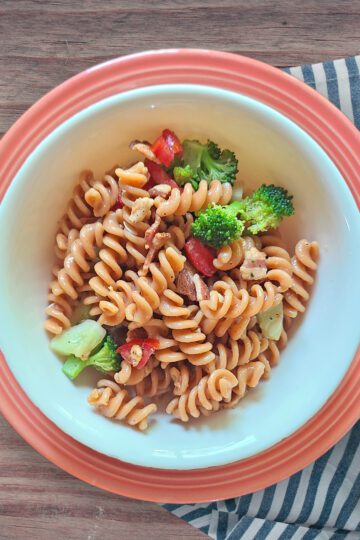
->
xmin=240 ymin=247 xmax=267 ymax=280
xmin=144 ymin=159 xmax=179 ymax=189
xmin=129 ymin=197 xmax=154 ymax=224
xmin=193 ymin=273 xmax=210 ymax=301
xmin=176 ymin=262 xmax=209 ymax=301
xmin=176 ymin=263 xmax=197 ymax=301
xmin=129 ymin=140 xmax=161 ymax=164
xmin=141 ymin=232 xmax=171 ymax=275
xmin=145 ymin=214 xmax=162 ymax=249
xmin=148 ymin=184 xmax=172 ymax=199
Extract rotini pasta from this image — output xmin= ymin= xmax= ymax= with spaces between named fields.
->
xmin=56 ymin=170 xmax=96 ymax=236
xmin=46 ymin=129 xmax=319 ymax=431
xmin=159 ymin=290 xmax=215 ymax=367
xmin=156 ymin=180 xmax=232 ymax=218
xmin=85 ymin=174 xmax=119 ymax=217
xmin=166 ymin=368 xmax=238 ymax=421
xmin=88 ymin=379 xmax=157 ymax=430
xmin=213 ymin=236 xmax=261 ymax=271
xmin=223 ymin=361 xmax=265 ymax=408
xmin=283 ymin=240 xmax=319 ymax=318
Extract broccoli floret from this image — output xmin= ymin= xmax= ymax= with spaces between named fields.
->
xmin=62 ymin=335 xmax=121 ymax=380
xmin=181 ymin=139 xmax=238 ymax=188
xmin=238 ymin=184 xmax=294 ymax=234
xmin=191 ymin=201 xmax=244 ymax=249
xmin=173 ymin=165 xmax=198 ymax=190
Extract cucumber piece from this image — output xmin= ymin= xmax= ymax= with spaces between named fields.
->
xmin=257 ymin=302 xmax=283 ymax=341
xmin=50 ymin=319 xmax=106 ymax=360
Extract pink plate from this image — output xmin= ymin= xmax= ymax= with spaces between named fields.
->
xmin=0 ymin=49 xmax=359 ymax=503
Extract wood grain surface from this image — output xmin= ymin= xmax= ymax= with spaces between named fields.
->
xmin=0 ymin=1 xmax=359 ymax=539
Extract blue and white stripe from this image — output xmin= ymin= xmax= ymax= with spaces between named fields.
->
xmin=285 ymin=56 xmax=360 ymax=128
xmin=162 ymin=56 xmax=360 ymax=539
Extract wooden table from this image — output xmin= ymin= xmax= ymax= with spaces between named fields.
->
xmin=0 ymin=1 xmax=359 ymax=539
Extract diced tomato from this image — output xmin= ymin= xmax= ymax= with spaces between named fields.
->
xmin=144 ymin=159 xmax=178 ymax=189
xmin=116 ymin=338 xmax=160 ymax=369
xmin=151 ymin=129 xmax=183 ymax=167
xmin=151 ymin=135 xmax=174 ymax=166
xmin=162 ymin=129 xmax=183 ymax=156
xmin=185 ymin=238 xmax=216 ymax=277
xmin=112 ymin=189 xmax=124 ymax=210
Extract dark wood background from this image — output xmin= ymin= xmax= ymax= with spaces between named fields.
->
xmin=0 ymin=1 xmax=359 ymax=539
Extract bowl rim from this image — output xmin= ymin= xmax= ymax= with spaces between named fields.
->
xmin=0 ymin=48 xmax=359 ymax=503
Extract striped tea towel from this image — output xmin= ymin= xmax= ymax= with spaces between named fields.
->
xmin=162 ymin=56 xmax=360 ymax=540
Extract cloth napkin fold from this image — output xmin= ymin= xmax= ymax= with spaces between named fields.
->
xmin=162 ymin=56 xmax=360 ymax=540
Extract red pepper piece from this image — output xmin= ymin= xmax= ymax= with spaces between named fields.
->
xmin=144 ymin=159 xmax=178 ymax=189
xmin=162 ymin=129 xmax=183 ymax=156
xmin=185 ymin=238 xmax=217 ymax=277
xmin=151 ymin=129 xmax=183 ymax=167
xmin=151 ymin=135 xmax=174 ymax=166
xmin=117 ymin=338 xmax=160 ymax=369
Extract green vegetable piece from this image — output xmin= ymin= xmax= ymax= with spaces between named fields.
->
xmin=238 ymin=184 xmax=294 ymax=234
xmin=191 ymin=200 xmax=245 ymax=249
xmin=173 ymin=165 xmax=198 ymax=190
xmin=51 ymin=319 xmax=106 ymax=360
xmin=257 ymin=302 xmax=284 ymax=340
xmin=61 ymin=356 xmax=87 ymax=380
xmin=62 ymin=336 xmax=121 ymax=380
xmin=181 ymin=139 xmax=238 ymax=188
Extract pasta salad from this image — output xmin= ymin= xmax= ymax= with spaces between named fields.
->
xmin=46 ymin=129 xmax=319 ymax=430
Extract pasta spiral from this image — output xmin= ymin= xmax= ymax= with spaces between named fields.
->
xmin=57 ymin=170 xmax=96 ymax=236
xmin=52 ymin=221 xmax=104 ymax=301
xmin=166 ymin=368 xmax=238 ymax=421
xmin=224 ymin=361 xmax=265 ymax=408
xmin=117 ymin=162 xmax=151 ymax=266
xmin=200 ymin=281 xmax=249 ymax=320
xmin=242 ymin=241 xmax=293 ymax=293
xmin=156 ymin=180 xmax=232 ymax=218
xmin=89 ymin=232 xmax=127 ymax=297
xmin=135 ymin=366 xmax=172 ymax=397
xmin=54 ymin=228 xmax=79 ymax=262
xmin=200 ymin=312 xmax=254 ymax=341
xmin=200 ymin=281 xmax=282 ymax=343
xmin=206 ymin=331 xmax=268 ymax=372
xmin=123 ymin=246 xmax=186 ymax=324
xmin=116 ymin=161 xmax=149 ymax=188
xmin=88 ymin=379 xmax=157 ymax=430
xmin=45 ymin=223 xmax=103 ymax=334
xmin=213 ymin=236 xmax=261 ymax=271
xmin=84 ymin=174 xmax=119 ymax=217
xmin=169 ymin=363 xmax=203 ymax=396
xmin=283 ymin=239 xmax=319 ymax=318
xmin=159 ymin=290 xmax=215 ymax=367
xmin=44 ymin=293 xmax=72 ymax=335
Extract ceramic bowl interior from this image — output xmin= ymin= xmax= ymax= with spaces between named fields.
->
xmin=0 ymin=84 xmax=359 ymax=470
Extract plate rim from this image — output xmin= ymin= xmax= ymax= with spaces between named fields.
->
xmin=0 ymin=48 xmax=359 ymax=503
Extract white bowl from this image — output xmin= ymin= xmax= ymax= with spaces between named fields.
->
xmin=0 ymin=84 xmax=359 ymax=470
